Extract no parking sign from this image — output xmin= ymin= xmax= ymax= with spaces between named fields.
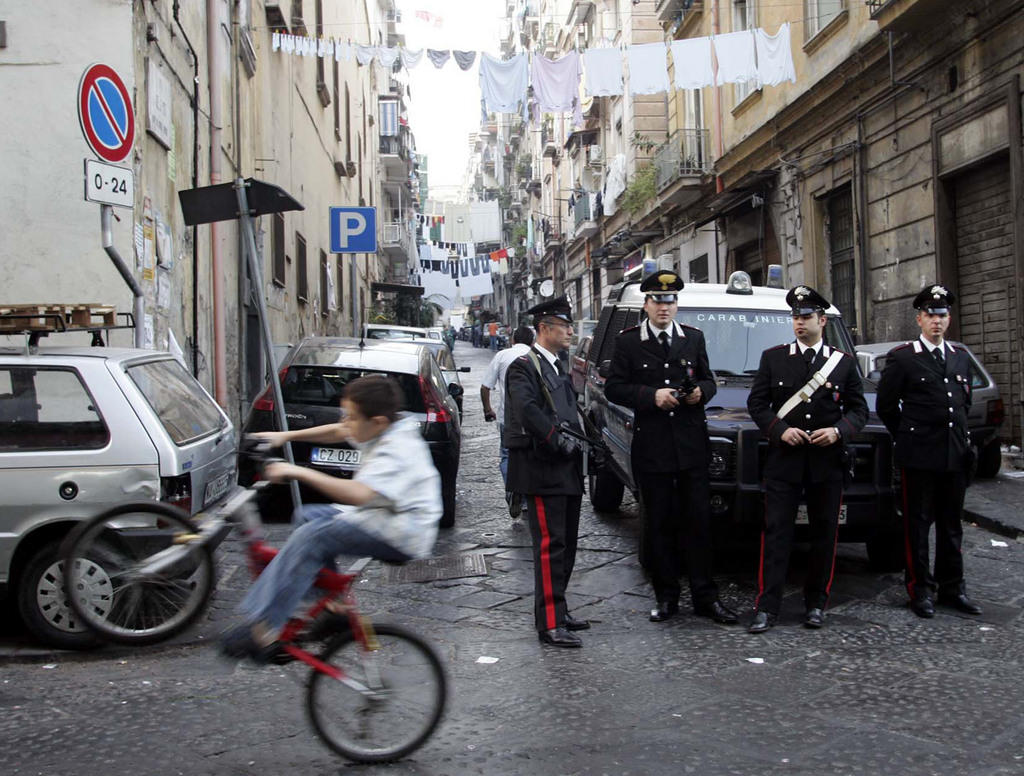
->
xmin=78 ymin=63 xmax=135 ymax=163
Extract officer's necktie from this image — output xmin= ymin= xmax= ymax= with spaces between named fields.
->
xmin=933 ymin=347 xmax=945 ymax=369
xmin=804 ymin=347 xmax=816 ymax=376
xmin=659 ymin=331 xmax=670 ymax=357
xmin=554 ymin=359 xmax=563 ymax=376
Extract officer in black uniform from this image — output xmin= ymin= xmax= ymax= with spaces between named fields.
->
xmin=746 ymin=285 xmax=867 ymax=633
xmin=504 ymin=296 xmax=589 ymax=647
xmin=875 ymin=284 xmax=983 ymax=619
xmin=605 ymin=271 xmax=738 ymax=625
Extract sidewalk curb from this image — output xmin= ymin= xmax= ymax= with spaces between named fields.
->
xmin=963 ymin=506 xmax=1024 ymax=541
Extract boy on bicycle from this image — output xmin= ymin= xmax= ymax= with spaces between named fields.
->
xmin=221 ymin=374 xmax=441 ymax=661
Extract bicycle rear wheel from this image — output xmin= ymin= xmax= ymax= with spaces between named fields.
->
xmin=306 ymin=622 xmax=447 ymax=763
xmin=61 ymin=502 xmax=215 ymax=646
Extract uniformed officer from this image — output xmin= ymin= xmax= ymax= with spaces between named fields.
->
xmin=504 ymin=296 xmax=589 ymax=647
xmin=746 ymin=285 xmax=867 ymax=633
xmin=605 ymin=271 xmax=738 ymax=625
xmin=875 ymin=284 xmax=983 ymax=619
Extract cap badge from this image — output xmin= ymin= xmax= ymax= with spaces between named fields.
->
xmin=931 ymin=285 xmax=947 ymax=298
xmin=794 ymin=286 xmax=810 ymax=299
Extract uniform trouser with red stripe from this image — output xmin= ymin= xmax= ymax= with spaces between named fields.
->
xmin=900 ymin=468 xmax=967 ymax=601
xmin=525 ymin=493 xmax=582 ymax=632
xmin=637 ymin=469 xmax=718 ymax=607
xmin=756 ymin=478 xmax=842 ymax=615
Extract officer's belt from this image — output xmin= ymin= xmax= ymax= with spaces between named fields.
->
xmin=776 ymin=350 xmax=845 ymax=422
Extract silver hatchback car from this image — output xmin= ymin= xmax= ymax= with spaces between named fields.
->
xmin=0 ymin=346 xmax=236 ymax=648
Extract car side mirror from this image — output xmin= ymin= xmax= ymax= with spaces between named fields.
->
xmin=598 ymin=360 xmax=612 ymax=379
xmin=448 ymin=383 xmax=464 ymax=398
xmin=459 ymin=366 xmax=471 ymax=373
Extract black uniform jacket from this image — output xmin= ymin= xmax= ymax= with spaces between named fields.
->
xmin=504 ymin=347 xmax=584 ymax=496
xmin=875 ymin=339 xmax=972 ymax=472
xmin=747 ymin=342 xmax=868 ymax=484
xmin=605 ymin=321 xmax=717 ymax=472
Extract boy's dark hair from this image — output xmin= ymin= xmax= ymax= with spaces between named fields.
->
xmin=512 ymin=325 xmax=535 ymax=346
xmin=341 ymin=374 xmax=403 ymax=422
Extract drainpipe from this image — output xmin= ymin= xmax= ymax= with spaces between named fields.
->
xmin=711 ymin=0 xmax=724 ymax=194
xmin=101 ymin=205 xmax=146 ymax=348
xmin=207 ymin=0 xmax=227 ymax=406
xmin=172 ymin=1 xmax=201 ymax=376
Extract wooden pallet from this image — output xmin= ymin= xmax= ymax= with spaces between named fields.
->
xmin=0 ymin=303 xmax=118 ymax=333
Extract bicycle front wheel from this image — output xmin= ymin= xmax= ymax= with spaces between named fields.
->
xmin=306 ymin=623 xmax=447 ymax=763
xmin=61 ymin=502 xmax=215 ymax=646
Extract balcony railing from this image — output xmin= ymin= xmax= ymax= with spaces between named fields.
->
xmin=379 ymin=136 xmax=408 ymax=161
xmin=382 ymin=221 xmax=416 ymax=259
xmin=573 ymin=194 xmax=593 ymax=231
xmin=865 ymin=0 xmax=892 ymax=16
xmin=653 ymin=128 xmax=710 ymax=192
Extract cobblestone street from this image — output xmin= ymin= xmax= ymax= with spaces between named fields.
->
xmin=3 ymin=341 xmax=1024 ymax=775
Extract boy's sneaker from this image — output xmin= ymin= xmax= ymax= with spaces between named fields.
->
xmin=301 ymin=610 xmax=351 ymax=643
xmin=220 ymin=625 xmax=283 ymax=665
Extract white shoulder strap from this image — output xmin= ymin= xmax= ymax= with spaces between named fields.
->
xmin=775 ymin=350 xmax=846 ymax=421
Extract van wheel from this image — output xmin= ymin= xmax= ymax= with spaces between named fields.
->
xmin=16 ymin=543 xmax=101 ymax=650
xmin=589 ymin=470 xmax=625 ymax=513
xmin=866 ymin=532 xmax=905 ymax=572
xmin=976 ymin=440 xmax=1002 ymax=479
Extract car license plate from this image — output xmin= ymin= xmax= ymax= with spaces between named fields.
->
xmin=203 ymin=471 xmax=233 ymax=506
xmin=311 ymin=447 xmax=362 ymax=469
xmin=796 ymin=503 xmax=847 ymax=525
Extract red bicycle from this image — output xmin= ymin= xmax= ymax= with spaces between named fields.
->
xmin=60 ymin=445 xmax=447 ymax=763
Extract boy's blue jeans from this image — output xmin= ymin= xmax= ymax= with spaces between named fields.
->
xmin=239 ymin=504 xmax=409 ymax=631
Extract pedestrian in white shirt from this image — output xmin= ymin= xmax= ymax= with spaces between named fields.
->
xmin=480 ymin=325 xmax=534 ymax=488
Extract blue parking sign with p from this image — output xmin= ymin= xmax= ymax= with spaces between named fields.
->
xmin=330 ymin=207 xmax=377 ymax=253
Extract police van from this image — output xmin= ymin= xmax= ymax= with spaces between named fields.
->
xmin=581 ymin=271 xmax=901 ymax=569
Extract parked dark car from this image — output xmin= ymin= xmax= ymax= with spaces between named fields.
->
xmin=582 ymin=271 xmax=902 ymax=569
xmin=570 ymin=334 xmax=592 ymax=396
xmin=384 ymin=338 xmax=470 ymax=420
xmin=239 ymin=338 xmax=462 ymax=527
xmin=858 ymin=341 xmax=1005 ymax=477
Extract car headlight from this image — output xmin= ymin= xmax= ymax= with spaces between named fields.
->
xmin=707 ymin=437 xmax=734 ymax=480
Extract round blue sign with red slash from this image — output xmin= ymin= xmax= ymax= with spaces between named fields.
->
xmin=78 ymin=63 xmax=135 ymax=163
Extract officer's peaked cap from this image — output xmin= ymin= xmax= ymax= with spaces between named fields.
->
xmin=640 ymin=271 xmax=684 ymax=302
xmin=527 ymin=295 xmax=573 ymax=323
xmin=786 ymin=285 xmax=829 ymax=315
xmin=913 ymin=283 xmax=955 ymax=313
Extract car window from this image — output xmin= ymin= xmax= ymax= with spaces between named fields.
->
xmin=126 ymin=360 xmax=225 ymax=445
xmin=427 ymin=354 xmax=448 ymax=393
xmin=968 ymin=358 xmax=989 ymax=389
xmin=597 ymin=307 xmax=630 ymax=365
xmin=433 ymin=346 xmax=455 ymax=370
xmin=0 ymin=367 xmax=108 ymax=451
xmin=281 ymin=366 xmax=426 ymax=412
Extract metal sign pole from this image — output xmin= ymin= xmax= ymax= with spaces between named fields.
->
xmin=233 ymin=178 xmax=302 ymax=512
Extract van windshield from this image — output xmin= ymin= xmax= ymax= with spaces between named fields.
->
xmin=676 ymin=310 xmax=854 ymax=376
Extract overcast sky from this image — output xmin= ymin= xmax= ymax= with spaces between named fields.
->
xmin=396 ymin=0 xmax=506 ymax=199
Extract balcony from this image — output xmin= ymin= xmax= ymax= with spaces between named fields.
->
xmin=572 ymin=194 xmax=599 ymax=239
xmin=566 ymin=1 xmax=595 ymax=26
xmin=381 ymin=221 xmax=415 ymax=261
xmin=656 ymin=0 xmax=702 ymax=24
xmin=866 ymin=0 xmax=943 ymax=31
xmin=653 ymin=128 xmax=710 ymax=193
xmin=379 ymin=134 xmax=411 ymax=181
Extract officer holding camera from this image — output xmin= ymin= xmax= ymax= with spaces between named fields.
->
xmin=606 ymin=271 xmax=738 ymax=625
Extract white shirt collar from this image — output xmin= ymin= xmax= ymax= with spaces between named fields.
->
xmin=533 ymin=344 xmax=560 ymax=369
xmin=796 ymin=339 xmax=824 ymax=356
xmin=647 ymin=320 xmax=672 ymax=338
xmin=919 ymin=335 xmax=945 ymax=353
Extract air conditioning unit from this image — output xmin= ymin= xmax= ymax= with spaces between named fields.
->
xmin=587 ymin=145 xmax=603 ymax=164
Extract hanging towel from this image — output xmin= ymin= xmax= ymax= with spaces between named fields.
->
xmin=627 ymin=43 xmax=670 ymax=95
xmin=479 ymin=53 xmax=529 ymax=121
xmin=453 ymin=50 xmax=477 ymax=71
xmin=583 ymin=48 xmax=623 ymax=97
xmin=355 ymin=45 xmax=375 ymax=66
xmin=670 ymin=37 xmax=714 ymax=89
xmin=603 ymin=153 xmax=628 ymax=217
xmin=376 ymin=47 xmax=400 ymax=69
xmin=317 ymin=38 xmax=326 ymax=57
xmin=713 ymin=30 xmax=758 ymax=85
xmin=755 ymin=24 xmax=796 ymax=86
xmin=401 ymin=47 xmax=423 ymax=69
xmin=335 ymin=40 xmax=351 ymax=61
xmin=532 ymin=51 xmax=583 ymax=126
xmin=272 ymin=32 xmax=281 ymax=52
xmin=427 ymin=49 xmax=451 ymax=68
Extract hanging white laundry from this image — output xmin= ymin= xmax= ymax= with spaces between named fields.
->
xmin=713 ymin=30 xmax=758 ymax=85
xmin=401 ymin=47 xmax=424 ymax=69
xmin=317 ymin=38 xmax=326 ymax=57
xmin=272 ymin=32 xmax=281 ymax=52
xmin=603 ymin=153 xmax=628 ymax=217
xmin=532 ymin=51 xmax=582 ymax=126
xmin=479 ymin=53 xmax=529 ymax=121
xmin=755 ymin=24 xmax=796 ymax=86
xmin=427 ymin=49 xmax=451 ymax=68
xmin=355 ymin=45 xmax=375 ymax=66
xmin=323 ymin=39 xmax=334 ymax=59
xmin=376 ymin=46 xmax=400 ymax=69
xmin=282 ymin=35 xmax=294 ymax=54
xmin=670 ymin=37 xmax=714 ymax=89
xmin=627 ymin=43 xmax=670 ymax=95
xmin=583 ymin=48 xmax=623 ymax=97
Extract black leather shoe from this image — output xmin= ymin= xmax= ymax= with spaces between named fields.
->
xmin=695 ymin=600 xmax=739 ymax=625
xmin=538 ymin=627 xmax=582 ymax=648
xmin=804 ymin=608 xmax=825 ymax=629
xmin=938 ymin=593 xmax=983 ymax=615
xmin=564 ymin=614 xmax=591 ymax=631
xmin=649 ymin=600 xmax=679 ymax=622
xmin=748 ymin=611 xmax=776 ymax=634
xmin=910 ymin=597 xmax=935 ymax=618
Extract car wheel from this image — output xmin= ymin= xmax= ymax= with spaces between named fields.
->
xmin=16 ymin=542 xmax=101 ymax=650
xmin=440 ymin=472 xmax=456 ymax=529
xmin=976 ymin=440 xmax=1002 ymax=479
xmin=866 ymin=531 xmax=905 ymax=572
xmin=589 ymin=469 xmax=625 ymax=513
